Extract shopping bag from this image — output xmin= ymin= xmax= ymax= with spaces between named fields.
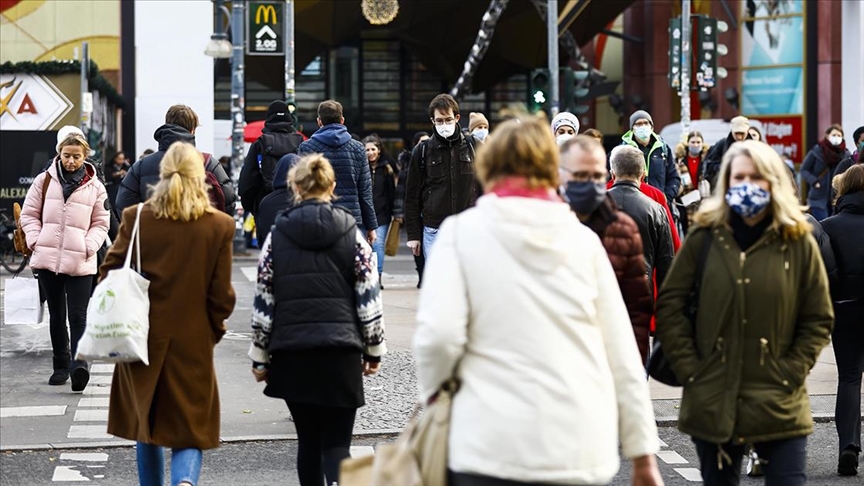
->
xmin=3 ymin=276 xmax=40 ymax=325
xmin=384 ymin=219 xmax=401 ymax=257
xmin=76 ymin=204 xmax=150 ymax=364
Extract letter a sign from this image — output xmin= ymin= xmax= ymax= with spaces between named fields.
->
xmin=247 ymin=1 xmax=283 ymax=56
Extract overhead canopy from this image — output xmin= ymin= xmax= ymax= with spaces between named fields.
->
xmin=293 ymin=0 xmax=636 ymax=93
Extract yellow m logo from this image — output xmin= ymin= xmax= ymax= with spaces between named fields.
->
xmin=256 ymin=4 xmax=277 ymax=24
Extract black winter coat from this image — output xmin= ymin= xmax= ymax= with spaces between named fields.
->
xmin=297 ymin=124 xmax=377 ymax=231
xmin=115 ymin=124 xmax=236 ymax=215
xmin=371 ymin=162 xmax=396 ymax=226
xmin=608 ymin=180 xmax=675 ymax=292
xmin=800 ymin=143 xmax=851 ymax=212
xmin=820 ymin=191 xmax=864 ymax=302
xmin=238 ymin=121 xmax=303 ymax=216
xmin=269 ymin=200 xmax=362 ymax=353
xmin=404 ymin=126 xmax=479 ymax=241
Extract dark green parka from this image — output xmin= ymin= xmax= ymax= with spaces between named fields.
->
xmin=656 ymin=225 xmax=833 ymax=445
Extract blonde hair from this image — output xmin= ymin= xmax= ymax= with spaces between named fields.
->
xmin=475 ymin=114 xmax=559 ymax=189
xmin=290 ymin=154 xmax=336 ymax=203
xmin=58 ymin=134 xmax=91 ymax=155
xmin=147 ymin=142 xmax=212 ymax=221
xmin=694 ymin=140 xmax=810 ymax=240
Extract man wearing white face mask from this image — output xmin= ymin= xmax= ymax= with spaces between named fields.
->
xmin=621 ymin=110 xmax=681 ymax=214
xmin=801 ymin=123 xmax=851 ymax=220
xmin=405 ymin=94 xmax=479 ymax=259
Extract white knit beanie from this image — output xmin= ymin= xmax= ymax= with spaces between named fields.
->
xmin=55 ymin=125 xmax=86 ymax=153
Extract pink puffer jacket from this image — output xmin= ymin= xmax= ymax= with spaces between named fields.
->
xmin=20 ymin=160 xmax=110 ymax=276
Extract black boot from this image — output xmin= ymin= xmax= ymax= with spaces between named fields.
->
xmin=70 ymin=360 xmax=90 ymax=392
xmin=49 ymin=357 xmax=70 ymax=386
xmin=839 ymin=447 xmax=859 ymax=476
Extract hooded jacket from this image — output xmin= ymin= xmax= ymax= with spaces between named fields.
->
xmin=239 ymin=101 xmax=303 ymax=215
xmin=800 ymin=142 xmax=851 ymax=211
xmin=20 ymin=160 xmax=110 ymax=276
xmin=404 ymin=125 xmax=479 ymax=241
xmin=820 ymin=191 xmax=864 ymax=301
xmin=297 ymin=124 xmax=377 ymax=231
xmin=656 ymin=227 xmax=833 ymax=445
xmin=256 ymin=153 xmax=300 ymax=248
xmin=620 ymin=131 xmax=681 ymax=205
xmin=414 ymin=195 xmax=658 ymax=484
xmin=115 ymin=124 xmax=236 ymax=215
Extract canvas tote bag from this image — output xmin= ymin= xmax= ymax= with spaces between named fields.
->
xmin=76 ymin=204 xmax=150 ymax=364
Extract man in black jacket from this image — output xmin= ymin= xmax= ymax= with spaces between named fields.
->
xmin=239 ymin=100 xmax=304 ymax=216
xmin=702 ymin=116 xmax=752 ymax=189
xmin=405 ymin=94 xmax=479 ymax=259
xmin=608 ymin=145 xmax=675 ymax=293
xmin=115 ymin=105 xmax=236 ymax=215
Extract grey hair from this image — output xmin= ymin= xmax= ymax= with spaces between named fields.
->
xmin=610 ymin=145 xmax=646 ymax=179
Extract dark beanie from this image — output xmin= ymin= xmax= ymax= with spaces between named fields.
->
xmin=629 ymin=110 xmax=653 ymax=129
xmin=266 ymin=100 xmax=291 ymax=124
xmin=854 ymin=126 xmax=864 ymax=144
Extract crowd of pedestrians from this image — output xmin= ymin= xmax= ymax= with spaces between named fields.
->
xmin=13 ymin=89 xmax=863 ymax=485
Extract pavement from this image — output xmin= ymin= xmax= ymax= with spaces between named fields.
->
xmin=0 ymin=240 xmax=858 ymax=452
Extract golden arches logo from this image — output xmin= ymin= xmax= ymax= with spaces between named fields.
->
xmin=256 ymin=4 xmax=277 ymax=24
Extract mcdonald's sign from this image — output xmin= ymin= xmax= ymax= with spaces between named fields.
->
xmin=247 ymin=1 xmax=283 ymax=56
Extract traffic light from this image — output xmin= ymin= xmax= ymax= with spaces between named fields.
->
xmin=529 ymin=69 xmax=550 ymax=115
xmin=693 ymin=15 xmax=729 ymax=90
xmin=560 ymin=67 xmax=591 ymax=115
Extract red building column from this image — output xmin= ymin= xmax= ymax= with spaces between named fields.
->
xmin=815 ymin=0 xmax=843 ymax=135
xmin=623 ymin=1 xmax=675 ymax=128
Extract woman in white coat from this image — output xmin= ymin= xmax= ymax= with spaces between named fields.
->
xmin=413 ymin=115 xmax=663 ymax=486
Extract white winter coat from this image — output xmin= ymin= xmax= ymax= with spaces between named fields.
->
xmin=413 ymin=195 xmax=658 ymax=485
xmin=20 ymin=160 xmax=109 ymax=276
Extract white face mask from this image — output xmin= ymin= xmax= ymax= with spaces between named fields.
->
xmin=472 ymin=128 xmax=488 ymax=141
xmin=828 ymin=135 xmax=843 ymax=146
xmin=556 ymin=134 xmax=574 ymax=147
xmin=633 ymin=126 xmax=652 ymax=141
xmin=436 ymin=123 xmax=457 ymax=138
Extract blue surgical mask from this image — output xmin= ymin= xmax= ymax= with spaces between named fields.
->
xmin=688 ymin=145 xmax=702 ymax=155
xmin=633 ymin=126 xmax=652 ymax=141
xmin=858 ymin=141 xmax=864 ymax=153
xmin=563 ymin=181 xmax=607 ymax=215
xmin=472 ymin=128 xmax=488 ymax=141
xmin=725 ymin=182 xmax=771 ymax=219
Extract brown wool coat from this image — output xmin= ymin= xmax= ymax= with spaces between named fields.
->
xmin=102 ymin=204 xmax=236 ymax=450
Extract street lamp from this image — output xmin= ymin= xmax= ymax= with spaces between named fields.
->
xmin=204 ymin=32 xmax=232 ymax=59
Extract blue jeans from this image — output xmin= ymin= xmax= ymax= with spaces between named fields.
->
xmin=136 ymin=442 xmax=202 ymax=486
xmin=422 ymin=226 xmax=439 ymax=260
xmin=372 ymin=222 xmax=389 ymax=278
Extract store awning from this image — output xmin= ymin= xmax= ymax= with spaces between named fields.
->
xmin=294 ymin=0 xmax=635 ymax=93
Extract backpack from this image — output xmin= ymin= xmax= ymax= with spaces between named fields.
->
xmin=13 ymin=174 xmax=51 ymax=257
xmin=258 ymin=132 xmax=304 ymax=192
xmin=202 ymin=153 xmax=227 ymax=213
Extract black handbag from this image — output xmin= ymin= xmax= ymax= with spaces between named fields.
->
xmin=648 ymin=229 xmax=713 ymax=386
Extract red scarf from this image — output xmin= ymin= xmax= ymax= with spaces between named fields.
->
xmin=488 ymin=176 xmax=561 ymax=202
xmin=819 ymin=138 xmax=846 ymax=168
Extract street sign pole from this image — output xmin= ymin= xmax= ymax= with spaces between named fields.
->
xmin=284 ymin=0 xmax=295 ymax=104
xmin=80 ymin=41 xmax=90 ymax=133
xmin=231 ymin=0 xmax=247 ymax=252
xmin=680 ymin=0 xmax=691 ymax=141
xmin=547 ymin=0 xmax=559 ymax=117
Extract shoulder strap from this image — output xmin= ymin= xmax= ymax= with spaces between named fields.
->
xmin=41 ymin=172 xmax=51 ymax=200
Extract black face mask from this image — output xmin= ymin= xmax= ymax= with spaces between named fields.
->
xmin=563 ymin=181 xmax=606 ymax=215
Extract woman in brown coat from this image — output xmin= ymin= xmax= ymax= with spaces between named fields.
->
xmin=101 ymin=142 xmax=236 ymax=486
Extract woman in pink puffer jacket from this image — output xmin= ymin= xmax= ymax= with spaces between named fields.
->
xmin=20 ymin=133 xmax=109 ymax=391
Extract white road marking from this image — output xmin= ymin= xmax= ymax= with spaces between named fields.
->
xmin=240 ymin=266 xmax=257 ymax=282
xmin=59 ymin=453 xmax=108 ymax=462
xmin=350 ymin=446 xmax=375 ymax=458
xmin=82 ymin=386 xmax=110 ymax=395
xmin=674 ymin=467 xmax=703 ymax=481
xmin=88 ymin=376 xmax=112 ymax=385
xmin=656 ymin=450 xmax=689 ymax=464
xmin=73 ymin=410 xmax=109 ymax=422
xmin=51 ymin=466 xmax=90 ymax=481
xmin=67 ymin=425 xmax=112 ymax=439
xmin=93 ymin=476 xmax=104 ymax=479
xmin=0 ymin=405 xmax=66 ymax=418
xmin=657 ymin=438 xmax=668 ymax=448
xmin=78 ymin=397 xmax=110 ymax=408
xmin=89 ymin=364 xmax=114 ymax=374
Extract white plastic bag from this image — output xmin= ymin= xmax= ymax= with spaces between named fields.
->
xmin=77 ymin=204 xmax=150 ymax=364
xmin=3 ymin=276 xmax=40 ymax=325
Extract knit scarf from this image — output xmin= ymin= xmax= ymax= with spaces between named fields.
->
xmin=488 ymin=176 xmax=561 ymax=202
xmin=819 ymin=139 xmax=845 ymax=168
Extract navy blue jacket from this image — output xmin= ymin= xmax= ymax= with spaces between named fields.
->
xmin=256 ymin=154 xmax=299 ymax=247
xmin=297 ymin=124 xmax=377 ymax=231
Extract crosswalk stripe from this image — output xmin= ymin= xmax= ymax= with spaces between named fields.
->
xmin=88 ymin=376 xmax=112 ymax=385
xmin=350 ymin=446 xmax=375 ymax=458
xmin=89 ymin=364 xmax=115 ymax=374
xmin=67 ymin=425 xmax=112 ymax=440
xmin=82 ymin=386 xmax=110 ymax=395
xmin=78 ymin=397 xmax=109 ymax=408
xmin=674 ymin=467 xmax=703 ymax=481
xmin=59 ymin=453 xmax=108 ymax=462
xmin=73 ymin=410 xmax=109 ymax=422
xmin=657 ymin=438 xmax=668 ymax=448
xmin=0 ymin=405 xmax=66 ymax=418
xmin=51 ymin=466 xmax=90 ymax=481
xmin=656 ymin=450 xmax=688 ymax=464
xmin=240 ymin=266 xmax=257 ymax=282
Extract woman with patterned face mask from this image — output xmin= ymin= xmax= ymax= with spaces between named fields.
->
xmin=656 ymin=140 xmax=834 ymax=486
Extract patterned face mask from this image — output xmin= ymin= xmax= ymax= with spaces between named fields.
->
xmin=725 ymin=182 xmax=771 ymax=218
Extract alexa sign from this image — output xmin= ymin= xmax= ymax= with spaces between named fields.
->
xmin=0 ymin=73 xmax=73 ymax=131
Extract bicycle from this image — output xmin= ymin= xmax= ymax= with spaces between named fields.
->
xmin=0 ymin=208 xmax=30 ymax=275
